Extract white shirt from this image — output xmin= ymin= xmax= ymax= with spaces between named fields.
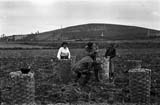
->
xmin=57 ymin=47 xmax=71 ymax=59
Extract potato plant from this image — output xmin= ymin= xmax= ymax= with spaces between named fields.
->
xmin=0 ymin=49 xmax=160 ymax=105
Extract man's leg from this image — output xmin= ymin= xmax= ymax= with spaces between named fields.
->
xmin=111 ymin=60 xmax=114 ymax=81
xmin=109 ymin=58 xmax=112 ymax=82
xmin=109 ymin=59 xmax=114 ymax=82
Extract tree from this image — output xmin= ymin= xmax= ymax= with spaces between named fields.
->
xmin=1 ymin=34 xmax=5 ymax=38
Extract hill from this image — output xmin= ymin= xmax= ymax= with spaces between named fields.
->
xmin=2 ymin=23 xmax=160 ymax=41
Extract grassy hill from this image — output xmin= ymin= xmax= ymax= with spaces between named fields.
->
xmin=28 ymin=23 xmax=160 ymax=41
xmin=1 ymin=23 xmax=160 ymax=42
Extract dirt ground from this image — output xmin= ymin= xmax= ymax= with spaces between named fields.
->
xmin=1 ymin=48 xmax=160 ymax=105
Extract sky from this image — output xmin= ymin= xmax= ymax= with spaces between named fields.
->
xmin=0 ymin=0 xmax=160 ymax=36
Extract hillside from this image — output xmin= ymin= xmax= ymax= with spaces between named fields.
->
xmin=3 ymin=23 xmax=160 ymax=41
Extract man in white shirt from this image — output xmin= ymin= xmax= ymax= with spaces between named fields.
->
xmin=57 ymin=42 xmax=71 ymax=60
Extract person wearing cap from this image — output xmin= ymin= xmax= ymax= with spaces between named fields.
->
xmin=85 ymin=42 xmax=101 ymax=81
xmin=57 ymin=42 xmax=71 ymax=60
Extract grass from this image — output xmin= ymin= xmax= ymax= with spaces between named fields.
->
xmin=0 ymin=42 xmax=48 ymax=48
xmin=0 ymin=48 xmax=160 ymax=58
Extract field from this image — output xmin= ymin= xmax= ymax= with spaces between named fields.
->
xmin=1 ymin=47 xmax=160 ymax=105
xmin=0 ymin=42 xmax=50 ymax=49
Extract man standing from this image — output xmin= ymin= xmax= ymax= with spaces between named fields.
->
xmin=105 ymin=43 xmax=116 ymax=82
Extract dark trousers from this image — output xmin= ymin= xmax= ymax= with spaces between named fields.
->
xmin=109 ymin=58 xmax=114 ymax=82
xmin=60 ymin=56 xmax=68 ymax=59
xmin=93 ymin=63 xmax=101 ymax=81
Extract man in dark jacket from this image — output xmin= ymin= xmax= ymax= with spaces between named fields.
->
xmin=105 ymin=44 xmax=116 ymax=59
xmin=105 ymin=43 xmax=116 ymax=82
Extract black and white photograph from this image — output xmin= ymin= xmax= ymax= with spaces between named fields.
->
xmin=0 ymin=0 xmax=160 ymax=105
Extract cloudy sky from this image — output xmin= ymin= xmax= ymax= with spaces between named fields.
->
xmin=0 ymin=0 xmax=160 ymax=35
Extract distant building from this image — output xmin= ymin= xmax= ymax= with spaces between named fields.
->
xmin=12 ymin=35 xmax=26 ymax=41
xmin=1 ymin=34 xmax=5 ymax=38
xmin=147 ymin=30 xmax=160 ymax=38
xmin=2 ymin=35 xmax=27 ymax=41
xmin=155 ymin=33 xmax=160 ymax=37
